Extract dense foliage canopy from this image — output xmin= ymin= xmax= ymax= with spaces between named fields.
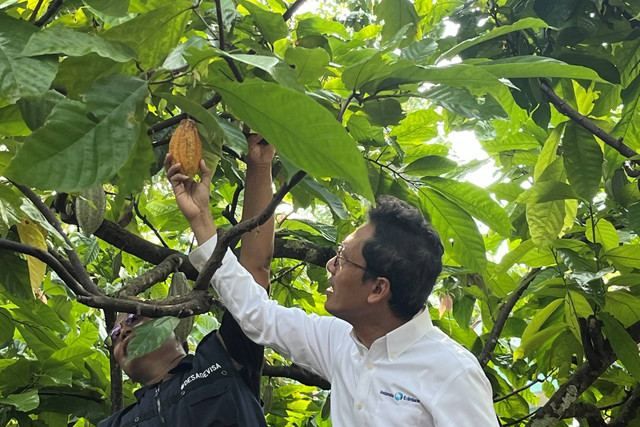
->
xmin=1 ymin=0 xmax=640 ymax=425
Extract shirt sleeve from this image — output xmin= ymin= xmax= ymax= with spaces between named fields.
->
xmin=189 ymin=235 xmax=350 ymax=382
xmin=430 ymin=367 xmax=499 ymax=426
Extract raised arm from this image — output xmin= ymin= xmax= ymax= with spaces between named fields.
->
xmin=239 ymin=134 xmax=275 ymax=292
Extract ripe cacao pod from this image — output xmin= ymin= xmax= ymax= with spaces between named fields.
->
xmin=168 ymin=118 xmax=202 ymax=178
xmin=168 ymin=272 xmax=195 ymax=343
xmin=76 ymin=185 xmax=106 ymax=236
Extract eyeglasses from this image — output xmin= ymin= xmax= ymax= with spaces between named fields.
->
xmin=334 ymin=244 xmax=373 ymax=274
xmin=105 ymin=313 xmax=142 ymax=347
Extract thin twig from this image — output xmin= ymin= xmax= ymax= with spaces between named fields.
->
xmin=133 ymin=195 xmax=169 ymax=248
xmin=148 ymin=94 xmax=222 ymax=136
xmin=194 ymin=170 xmax=307 ymax=291
xmin=338 ymin=91 xmax=357 ymax=123
xmin=34 ymin=0 xmax=63 ymax=27
xmin=539 ymin=79 xmax=638 ymax=160
xmin=478 ymin=268 xmax=542 ymax=368
xmin=29 ymin=0 xmax=45 ymax=22
xmin=194 ymin=7 xmax=243 ymax=82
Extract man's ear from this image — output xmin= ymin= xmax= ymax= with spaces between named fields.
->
xmin=367 ymin=277 xmax=391 ymax=304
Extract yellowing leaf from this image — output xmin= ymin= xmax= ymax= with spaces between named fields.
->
xmin=16 ymin=218 xmax=47 ymax=295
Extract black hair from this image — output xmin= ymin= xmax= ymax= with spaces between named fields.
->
xmin=361 ymin=195 xmax=444 ymax=320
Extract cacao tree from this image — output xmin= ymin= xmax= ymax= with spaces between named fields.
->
xmin=1 ymin=0 xmax=640 ymax=425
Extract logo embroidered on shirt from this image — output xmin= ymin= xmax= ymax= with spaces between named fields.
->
xmin=379 ymin=390 xmax=420 ymax=403
xmin=180 ymin=363 xmax=222 ymax=390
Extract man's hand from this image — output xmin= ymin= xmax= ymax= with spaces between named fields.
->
xmin=246 ymin=134 xmax=275 ymax=167
xmin=164 ymin=154 xmax=216 ymax=244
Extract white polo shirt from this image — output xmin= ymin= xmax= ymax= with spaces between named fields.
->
xmin=190 ymin=236 xmax=498 ymax=426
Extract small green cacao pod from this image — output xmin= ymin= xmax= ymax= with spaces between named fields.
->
xmin=169 ymin=272 xmax=195 ymax=343
xmin=76 ymin=185 xmax=106 ymax=236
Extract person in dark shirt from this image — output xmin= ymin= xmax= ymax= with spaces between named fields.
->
xmin=100 ymin=135 xmax=275 ymax=426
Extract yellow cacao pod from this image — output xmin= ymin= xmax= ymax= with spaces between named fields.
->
xmin=169 ymin=118 xmax=202 ymax=178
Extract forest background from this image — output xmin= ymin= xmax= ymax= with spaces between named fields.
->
xmin=1 ymin=0 xmax=640 ymax=425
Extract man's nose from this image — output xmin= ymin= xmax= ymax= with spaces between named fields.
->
xmin=326 ymin=256 xmax=336 ymax=273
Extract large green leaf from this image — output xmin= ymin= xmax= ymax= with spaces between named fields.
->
xmin=515 ymin=299 xmax=565 ymax=359
xmin=211 ymin=79 xmax=374 ymax=201
xmin=605 ymin=291 xmax=640 ymax=327
xmin=6 ymin=75 xmax=147 ymax=192
xmin=422 ymin=177 xmax=512 ymax=237
xmin=613 ymin=73 xmax=640 ymax=151
xmin=628 ymin=201 xmax=640 ymax=236
xmin=342 ymin=53 xmax=390 ymax=91
xmin=585 ymin=218 xmax=618 ymax=252
xmin=55 ymin=1 xmax=192 ymax=95
xmin=0 ymin=104 xmax=29 ymax=136
xmin=126 ymin=316 xmax=180 ymax=362
xmin=21 ymin=26 xmax=136 ymax=62
xmin=285 ymin=47 xmax=331 ymax=85
xmin=516 ymin=181 xmax=578 ymax=203
xmin=374 ymin=0 xmax=419 ymax=47
xmin=604 ymin=245 xmax=640 ymax=269
xmin=494 ymin=239 xmax=536 ymax=275
xmin=404 ymin=156 xmax=457 ymax=177
xmin=600 ymin=312 xmax=640 ymax=381
xmin=0 ymin=14 xmax=58 ymax=106
xmin=563 ymin=122 xmax=603 ymax=200
xmin=477 ymin=56 xmax=607 ymax=82
xmin=0 ymin=307 xmax=14 ymax=343
xmin=0 ymin=184 xmax=22 ymax=237
xmin=418 ymin=188 xmax=487 ymax=271
xmin=534 ymin=123 xmax=565 ymax=181
xmin=238 ymin=0 xmax=288 ymax=44
xmin=0 ymin=251 xmax=31 ymax=300
xmin=439 ymin=17 xmax=548 ymax=61
xmin=0 ymin=389 xmax=39 ymax=412
xmin=421 ymin=86 xmax=507 ymax=120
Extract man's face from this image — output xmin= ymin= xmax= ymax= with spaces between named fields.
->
xmin=110 ymin=313 xmax=150 ymax=378
xmin=325 ymin=222 xmax=376 ymax=322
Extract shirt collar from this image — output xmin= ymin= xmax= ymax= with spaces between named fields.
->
xmin=385 ymin=307 xmax=433 ymax=360
xmin=348 ymin=307 xmax=433 ymax=360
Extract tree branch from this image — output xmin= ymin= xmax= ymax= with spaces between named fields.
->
xmin=10 ymin=182 xmax=101 ymax=295
xmin=78 ymin=291 xmax=220 ymax=317
xmin=282 ymin=0 xmax=307 ymax=21
xmin=539 ymin=80 xmax=638 ymax=160
xmin=609 ymin=386 xmax=640 ymax=427
xmin=29 ymin=0 xmax=45 ymax=22
xmin=133 ymin=194 xmax=169 ymax=248
xmin=0 ymin=238 xmax=90 ymax=297
xmin=34 ymin=0 xmax=63 ymax=27
xmin=478 ymin=268 xmax=542 ymax=367
xmin=337 ymin=91 xmax=356 ymax=123
xmin=526 ymin=319 xmax=640 ymax=425
xmin=117 ymin=254 xmax=184 ymax=297
xmin=194 ymin=170 xmax=307 ymax=291
xmin=263 ymin=363 xmax=330 ymax=389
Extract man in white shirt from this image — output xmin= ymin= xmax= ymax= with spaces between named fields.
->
xmin=166 ymin=153 xmax=498 ymax=426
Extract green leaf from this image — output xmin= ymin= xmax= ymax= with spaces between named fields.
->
xmin=526 ymin=159 xmax=569 ymax=246
xmin=628 ymin=201 xmax=640 ymax=236
xmin=604 ymin=245 xmax=640 ymax=269
xmin=439 ymin=18 xmax=549 ymax=61
xmin=0 ymin=307 xmax=14 ymax=343
xmin=516 ymin=181 xmax=579 ymax=203
xmin=285 ymin=47 xmax=330 ymax=85
xmin=0 ymin=389 xmax=39 ymax=412
xmin=534 ymin=123 xmax=565 ymax=181
xmin=117 ymin=127 xmax=155 ymax=197
xmin=495 ymin=239 xmax=536 ymax=275
xmin=374 ymin=0 xmax=420 ymax=47
xmin=400 ymin=38 xmax=438 ymax=64
xmin=534 ymin=0 xmax=578 ymax=28
xmin=0 ymin=251 xmax=31 ymax=300
xmin=600 ymin=312 xmax=640 ymax=381
xmin=84 ymin=0 xmax=131 ymax=17
xmin=605 ymin=290 xmax=640 ymax=327
xmin=44 ymin=345 xmax=96 ymax=369
xmin=55 ymin=1 xmax=192 ymax=95
xmin=296 ymin=14 xmax=349 ymax=39
xmin=362 ymin=98 xmax=405 ymax=126
xmin=563 ymin=122 xmax=603 ymax=200
xmin=126 ymin=316 xmax=180 ymax=363
xmin=389 ymin=110 xmax=439 ymax=143
xmin=302 ymin=178 xmax=348 ymax=220
xmin=238 ymin=0 xmax=288 ymax=44
xmin=421 ymin=177 xmax=512 ymax=237
xmin=17 ymin=90 xmax=66 ymax=131
xmin=404 ymin=156 xmax=457 ymax=177
xmin=21 ymin=26 xmax=136 ymax=62
xmin=418 ymin=188 xmax=487 ymax=271
xmin=211 ymin=79 xmax=374 ymax=201
xmin=585 ymin=218 xmax=618 ymax=252
xmin=613 ymin=73 xmax=640 ymax=151
xmin=0 ymin=184 xmax=22 ymax=237
xmin=0 ymin=14 xmax=58 ymax=106
xmin=477 ymin=56 xmax=607 ymax=82
xmin=0 ymin=104 xmax=29 ymax=136
xmin=347 ymin=114 xmax=384 ymax=143
xmin=421 ymin=86 xmax=507 ymax=120
xmin=342 ymin=53 xmax=389 ymax=91
xmin=515 ymin=324 xmax=566 ymax=360
xmin=6 ymin=75 xmax=147 ymax=192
